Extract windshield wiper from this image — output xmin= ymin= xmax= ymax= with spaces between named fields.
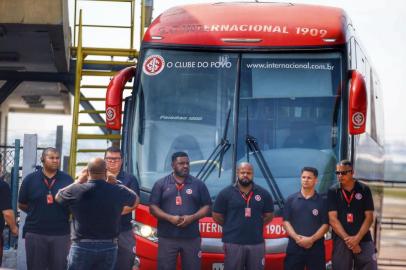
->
xmin=245 ymin=135 xmax=284 ymax=209
xmin=196 ymin=109 xmax=231 ymax=181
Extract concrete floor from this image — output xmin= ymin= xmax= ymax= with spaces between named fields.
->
xmin=2 ymin=194 xmax=406 ymax=270
xmin=378 ymin=195 xmax=406 ymax=269
xmin=0 ymin=248 xmax=16 ymax=269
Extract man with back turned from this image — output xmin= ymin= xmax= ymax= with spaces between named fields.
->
xmin=56 ymin=158 xmax=138 ymax=270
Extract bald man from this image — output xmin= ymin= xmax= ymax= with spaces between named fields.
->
xmin=212 ymin=162 xmax=274 ymax=270
xmin=56 ymin=158 xmax=138 ymax=270
xmin=18 ymin=147 xmax=72 ymax=270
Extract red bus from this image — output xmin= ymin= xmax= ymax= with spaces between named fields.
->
xmin=106 ymin=2 xmax=384 ymax=269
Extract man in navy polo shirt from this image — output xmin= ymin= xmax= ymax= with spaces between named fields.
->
xmin=328 ymin=160 xmax=377 ymax=270
xmin=56 ymin=157 xmax=138 ymax=270
xmin=0 ymin=155 xmax=18 ymax=265
xmin=104 ymin=146 xmax=140 ymax=270
xmin=18 ymin=147 xmax=72 ymax=270
xmin=283 ymin=167 xmax=329 ymax=270
xmin=212 ymin=162 xmax=274 ymax=270
xmin=149 ymin=151 xmax=211 ymax=270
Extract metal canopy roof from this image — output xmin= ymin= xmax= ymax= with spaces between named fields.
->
xmin=0 ymin=0 xmax=72 ymax=114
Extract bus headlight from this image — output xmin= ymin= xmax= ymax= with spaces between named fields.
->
xmin=132 ymin=221 xmax=158 ymax=243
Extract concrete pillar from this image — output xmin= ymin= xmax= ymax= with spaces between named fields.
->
xmin=17 ymin=134 xmax=38 ymax=270
xmin=0 ymin=102 xmax=9 ymax=146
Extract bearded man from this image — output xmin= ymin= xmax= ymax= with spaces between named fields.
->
xmin=149 ymin=151 xmax=211 ymax=270
xmin=213 ymin=162 xmax=274 ymax=270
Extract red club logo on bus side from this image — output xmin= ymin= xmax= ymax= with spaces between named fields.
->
xmin=106 ymin=107 xmax=116 ymax=121
xmin=143 ymin=55 xmax=165 ymax=76
xmin=352 ymin=112 xmax=365 ymax=127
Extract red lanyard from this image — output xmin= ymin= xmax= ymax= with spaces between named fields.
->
xmin=341 ymin=189 xmax=354 ymax=207
xmin=175 ymin=182 xmax=185 ymax=206
xmin=43 ymin=178 xmax=56 ymax=192
xmin=175 ymin=183 xmax=184 ymax=191
xmin=175 ymin=182 xmax=184 ymax=196
xmin=240 ymin=191 xmax=253 ymax=207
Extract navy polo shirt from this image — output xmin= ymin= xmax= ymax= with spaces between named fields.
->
xmin=0 ymin=178 xmax=12 ymax=232
xmin=56 ymin=179 xmax=137 ymax=240
xmin=18 ymin=169 xmax=72 ymax=236
xmin=213 ymin=183 xmax=274 ymax=245
xmin=117 ymin=170 xmax=140 ymax=232
xmin=283 ymin=191 xmax=328 ymax=254
xmin=327 ymin=181 xmax=374 ymax=242
xmin=149 ymin=174 xmax=212 ymax=238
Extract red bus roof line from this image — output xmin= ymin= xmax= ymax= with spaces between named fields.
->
xmin=144 ymin=2 xmax=349 ymax=47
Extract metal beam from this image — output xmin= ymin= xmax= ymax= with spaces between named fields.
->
xmin=8 ymin=108 xmax=67 ymax=114
xmin=0 ymin=80 xmax=22 ymax=105
xmin=0 ymin=71 xmax=74 ymax=93
xmin=0 ymin=71 xmax=73 ymax=82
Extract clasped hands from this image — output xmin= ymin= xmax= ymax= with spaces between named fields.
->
xmin=344 ymin=235 xmax=362 ymax=254
xmin=294 ymin=234 xmax=361 ymax=254
xmin=294 ymin=235 xmax=315 ymax=249
xmin=168 ymin=215 xmax=195 ymax=228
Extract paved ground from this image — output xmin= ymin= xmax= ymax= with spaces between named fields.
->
xmin=0 ymin=248 xmax=16 ymax=269
xmin=2 ymin=193 xmax=406 ymax=269
xmin=378 ymin=195 xmax=406 ymax=269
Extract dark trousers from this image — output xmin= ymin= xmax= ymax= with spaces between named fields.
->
xmin=0 ymin=230 xmax=3 ymax=266
xmin=157 ymin=237 xmax=201 ymax=270
xmin=67 ymin=241 xmax=118 ymax=270
xmin=25 ymin=232 xmax=70 ymax=270
xmin=223 ymin=242 xmax=265 ymax=270
xmin=284 ymin=251 xmax=326 ymax=270
xmin=332 ymin=237 xmax=377 ymax=270
xmin=115 ymin=230 xmax=135 ymax=270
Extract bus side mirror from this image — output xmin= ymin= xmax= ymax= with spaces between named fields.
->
xmin=106 ymin=66 xmax=136 ymax=130
xmin=348 ymin=70 xmax=367 ymax=135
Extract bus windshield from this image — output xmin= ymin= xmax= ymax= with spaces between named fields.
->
xmin=131 ymin=49 xmax=342 ymax=203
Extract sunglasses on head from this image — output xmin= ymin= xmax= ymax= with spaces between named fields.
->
xmin=335 ymin=170 xmax=352 ymax=176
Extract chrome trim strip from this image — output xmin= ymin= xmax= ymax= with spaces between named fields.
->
xmin=221 ymin=38 xmax=262 ymax=43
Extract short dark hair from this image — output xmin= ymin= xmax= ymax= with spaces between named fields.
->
xmin=105 ymin=146 xmax=122 ymax=158
xmin=171 ymin=151 xmax=188 ymax=162
xmin=41 ymin=147 xmax=60 ymax=162
xmin=301 ymin=166 xmax=318 ymax=177
xmin=338 ymin=159 xmax=353 ymax=168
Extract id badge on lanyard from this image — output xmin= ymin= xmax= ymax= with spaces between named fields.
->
xmin=175 ymin=183 xmax=184 ymax=206
xmin=347 ymin=213 xmax=354 ymax=223
xmin=341 ymin=189 xmax=355 ymax=223
xmin=245 ymin=207 xmax=251 ymax=218
xmin=47 ymin=193 xmax=54 ymax=204
xmin=44 ymin=178 xmax=56 ymax=205
xmin=241 ymin=191 xmax=253 ymax=218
